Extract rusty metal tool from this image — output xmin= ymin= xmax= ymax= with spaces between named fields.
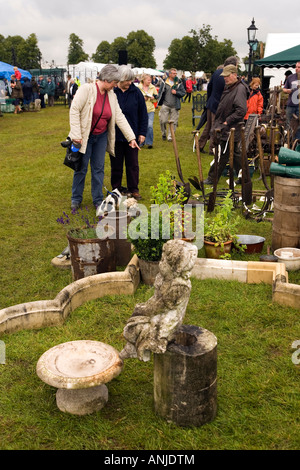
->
xmin=240 ymin=124 xmax=252 ymax=206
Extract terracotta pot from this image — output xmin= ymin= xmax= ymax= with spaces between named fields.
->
xmin=204 ymin=239 xmax=232 ymax=259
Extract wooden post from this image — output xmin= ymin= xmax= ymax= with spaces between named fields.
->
xmin=153 ymin=325 xmax=217 ymax=427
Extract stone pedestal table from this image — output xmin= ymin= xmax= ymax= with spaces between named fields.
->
xmin=36 ymin=340 xmax=123 ymax=415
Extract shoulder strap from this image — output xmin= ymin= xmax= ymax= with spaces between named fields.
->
xmin=90 ymin=90 xmax=107 ymax=135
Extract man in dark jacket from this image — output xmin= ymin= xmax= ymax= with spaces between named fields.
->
xmin=198 ymin=56 xmax=238 ymax=154
xmin=204 ymin=65 xmax=249 ymax=184
xmin=109 ymin=65 xmax=148 ymax=200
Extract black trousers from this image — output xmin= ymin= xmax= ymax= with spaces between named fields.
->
xmin=110 ymin=141 xmax=139 ymax=193
xmin=208 ymin=139 xmax=242 ymax=181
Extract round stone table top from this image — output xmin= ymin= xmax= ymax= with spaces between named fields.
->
xmin=36 ymin=340 xmax=123 ymax=390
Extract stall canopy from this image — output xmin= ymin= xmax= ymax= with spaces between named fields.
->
xmin=255 ymin=44 xmax=300 ymax=68
xmin=0 ymin=61 xmax=32 ymax=81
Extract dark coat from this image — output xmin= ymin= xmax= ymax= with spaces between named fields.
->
xmin=22 ymin=78 xmax=32 ymax=100
xmin=114 ymin=83 xmax=148 ymax=141
xmin=11 ymin=80 xmax=23 ymax=100
xmin=206 ymin=68 xmax=225 ymax=114
xmin=212 ymin=78 xmax=249 ymax=142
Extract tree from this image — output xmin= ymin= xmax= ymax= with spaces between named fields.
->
xmin=163 ymin=25 xmax=237 ymax=73
xmin=163 ymin=36 xmax=198 ymax=71
xmin=126 ymin=30 xmax=156 ymax=68
xmin=91 ymin=41 xmax=111 ymax=63
xmin=109 ymin=37 xmax=128 ymax=64
xmin=20 ymin=34 xmax=41 ymax=69
xmin=68 ymin=33 xmax=89 ymax=65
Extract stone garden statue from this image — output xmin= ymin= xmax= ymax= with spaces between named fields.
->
xmin=120 ymin=239 xmax=198 ymax=362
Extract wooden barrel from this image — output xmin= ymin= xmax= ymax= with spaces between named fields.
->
xmin=272 ymin=176 xmax=300 ymax=251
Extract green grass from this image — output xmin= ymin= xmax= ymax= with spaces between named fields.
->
xmin=0 ymin=98 xmax=299 ymax=450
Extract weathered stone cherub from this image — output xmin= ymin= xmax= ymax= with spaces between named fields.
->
xmin=119 ymin=239 xmax=198 ymax=362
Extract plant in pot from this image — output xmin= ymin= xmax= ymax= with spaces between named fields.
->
xmin=56 ymin=206 xmax=116 ymax=280
xmin=203 ymin=192 xmax=244 ymax=259
xmin=127 ymin=171 xmax=187 ymax=284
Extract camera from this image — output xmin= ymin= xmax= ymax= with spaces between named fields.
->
xmin=61 ymin=137 xmax=81 ymax=152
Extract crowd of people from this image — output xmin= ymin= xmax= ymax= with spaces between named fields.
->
xmin=2 ymin=60 xmax=299 ymax=209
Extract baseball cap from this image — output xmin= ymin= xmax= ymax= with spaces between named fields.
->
xmin=221 ymin=65 xmax=238 ymax=76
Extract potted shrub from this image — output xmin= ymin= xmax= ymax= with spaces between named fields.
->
xmin=203 ymin=192 xmax=243 ymax=259
xmin=127 ymin=171 xmax=187 ymax=284
xmin=56 ymin=207 xmax=116 ymax=280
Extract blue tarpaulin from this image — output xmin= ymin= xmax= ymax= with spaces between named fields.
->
xmin=0 ymin=61 xmax=32 ymax=81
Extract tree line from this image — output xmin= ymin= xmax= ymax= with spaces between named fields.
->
xmin=0 ymin=25 xmax=238 ymax=74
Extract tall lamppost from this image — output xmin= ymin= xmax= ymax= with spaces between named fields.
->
xmin=247 ymin=18 xmax=258 ymax=83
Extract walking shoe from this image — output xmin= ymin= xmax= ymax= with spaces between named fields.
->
xmin=131 ymin=192 xmax=142 ymax=200
xmin=71 ymin=202 xmax=80 ymax=210
xmin=162 ymin=135 xmax=166 ymax=140
xmin=200 ymin=148 xmax=207 ymax=154
xmin=147 ymin=145 xmax=153 ymax=149
xmin=203 ymin=178 xmax=213 ymax=185
xmin=167 ymin=137 xmax=172 ymax=142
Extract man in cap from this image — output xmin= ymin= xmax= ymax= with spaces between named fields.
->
xmin=203 ymin=64 xmax=249 ymax=185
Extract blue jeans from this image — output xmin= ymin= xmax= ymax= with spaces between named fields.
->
xmin=145 ymin=111 xmax=155 ymax=145
xmin=72 ymin=131 xmax=107 ymax=207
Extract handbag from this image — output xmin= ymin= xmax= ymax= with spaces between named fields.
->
xmin=62 ymin=91 xmax=107 ymax=171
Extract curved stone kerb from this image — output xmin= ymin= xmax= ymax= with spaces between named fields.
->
xmin=0 ymin=261 xmax=140 ymax=335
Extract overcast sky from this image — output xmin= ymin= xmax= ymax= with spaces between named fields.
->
xmin=1 ymin=0 xmax=300 ymax=69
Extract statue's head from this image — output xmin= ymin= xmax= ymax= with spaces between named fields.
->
xmin=159 ymin=240 xmax=197 ymax=280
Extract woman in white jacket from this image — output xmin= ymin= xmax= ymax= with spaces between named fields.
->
xmin=68 ymin=64 xmax=139 ymax=210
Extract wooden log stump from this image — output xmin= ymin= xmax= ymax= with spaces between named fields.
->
xmin=153 ymin=325 xmax=217 ymax=427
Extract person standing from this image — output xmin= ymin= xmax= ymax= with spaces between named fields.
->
xmin=244 ymin=77 xmax=264 ymax=121
xmin=109 ymin=66 xmax=148 ymax=200
xmin=38 ymin=75 xmax=47 ymax=108
xmin=283 ymin=61 xmax=300 ymax=140
xmin=47 ymin=77 xmax=55 ymax=107
xmin=197 ymin=56 xmax=238 ymax=154
xmin=69 ymin=79 xmax=78 ymax=107
xmin=64 ymin=74 xmax=72 ymax=107
xmin=183 ymin=76 xmax=194 ymax=103
xmin=138 ymin=73 xmax=158 ymax=149
xmin=157 ymin=68 xmax=185 ymax=141
xmin=203 ymin=64 xmax=249 ymax=185
xmin=68 ymin=64 xmax=139 ymax=210
xmin=22 ymin=77 xmax=32 ymax=111
xmin=10 ymin=74 xmax=23 ymax=114
xmin=31 ymin=77 xmax=39 ymax=102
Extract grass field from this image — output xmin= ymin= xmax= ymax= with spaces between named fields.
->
xmin=0 ymin=98 xmax=299 ymax=451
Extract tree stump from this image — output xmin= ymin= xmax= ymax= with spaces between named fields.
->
xmin=153 ymin=325 xmax=217 ymax=427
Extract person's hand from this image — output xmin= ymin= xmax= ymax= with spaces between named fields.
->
xmin=171 ymin=89 xmax=177 ymax=95
xmin=129 ymin=140 xmax=140 ymax=150
xmin=138 ymin=135 xmax=145 ymax=145
xmin=73 ymin=139 xmax=82 ymax=145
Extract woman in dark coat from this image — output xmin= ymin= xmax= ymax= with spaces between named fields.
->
xmin=109 ymin=65 xmax=148 ymax=199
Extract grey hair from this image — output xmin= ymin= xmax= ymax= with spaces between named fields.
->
xmin=118 ymin=65 xmax=135 ymax=82
xmin=98 ymin=64 xmax=121 ymax=82
xmin=224 ymin=56 xmax=239 ymax=67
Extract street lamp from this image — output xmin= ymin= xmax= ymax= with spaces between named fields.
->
xmin=247 ymin=18 xmax=258 ymax=82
